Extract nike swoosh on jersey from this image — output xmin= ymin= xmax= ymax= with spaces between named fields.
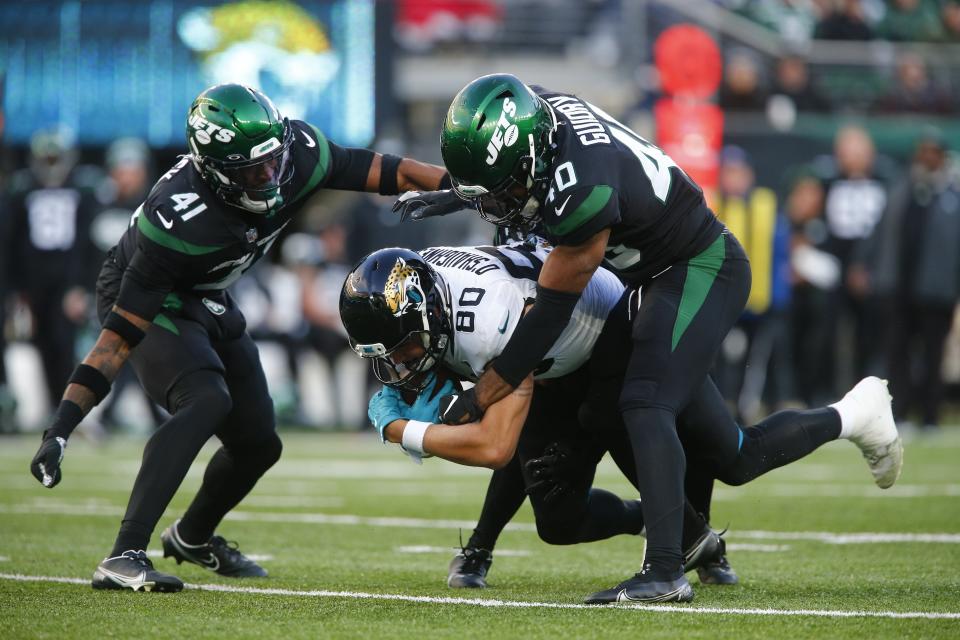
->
xmin=498 ymin=311 xmax=510 ymax=334
xmin=157 ymin=212 xmax=174 ymax=229
xmin=300 ymin=129 xmax=316 ymax=148
xmin=554 ymin=195 xmax=572 ymax=217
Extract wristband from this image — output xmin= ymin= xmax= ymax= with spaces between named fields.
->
xmin=103 ymin=310 xmax=146 ymax=347
xmin=378 ymin=154 xmax=402 ymax=195
xmin=68 ymin=364 xmax=111 ymax=405
xmin=45 ymin=400 xmax=85 ymax=440
xmin=438 ymin=173 xmax=452 ymax=190
xmin=402 ymin=420 xmax=431 ymax=455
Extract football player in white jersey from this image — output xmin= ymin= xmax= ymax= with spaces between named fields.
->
xmin=339 ymin=238 xmax=730 ymax=589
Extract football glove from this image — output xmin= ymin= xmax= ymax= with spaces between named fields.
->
xmin=524 ymin=442 xmax=576 ymax=503
xmin=392 ymin=189 xmax=466 ymax=222
xmin=439 ymin=387 xmax=483 ymax=425
xmin=407 ymin=374 xmax=456 ymax=423
xmin=368 ymin=386 xmax=406 ymax=443
xmin=30 ymin=432 xmax=68 ymax=488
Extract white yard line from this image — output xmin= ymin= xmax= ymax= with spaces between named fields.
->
xmin=0 ymin=573 xmax=957 ymax=620
xmin=395 ymin=546 xmax=531 ymax=557
xmin=2 ymin=503 xmax=959 ymax=543
xmin=143 ymin=550 xmax=274 ymax=562
xmin=725 ymin=544 xmax=791 ymax=552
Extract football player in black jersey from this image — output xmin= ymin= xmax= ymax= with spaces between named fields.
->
xmin=395 ymin=74 xmax=903 ymax=603
xmin=28 ymin=83 xmax=449 ymax=592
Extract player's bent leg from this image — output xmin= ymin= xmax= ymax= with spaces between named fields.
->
xmin=163 ymin=333 xmax=279 ymax=578
xmin=104 ymin=369 xmax=232 ymax=567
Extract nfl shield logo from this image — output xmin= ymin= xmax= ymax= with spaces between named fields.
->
xmin=246 ymin=228 xmax=258 ymax=243
xmin=202 ymin=297 xmax=226 ymax=316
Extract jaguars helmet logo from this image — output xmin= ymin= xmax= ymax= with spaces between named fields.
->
xmin=384 ymin=257 xmax=425 ymax=316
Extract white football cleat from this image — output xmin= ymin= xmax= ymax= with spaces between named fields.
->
xmin=831 ymin=377 xmax=903 ymax=489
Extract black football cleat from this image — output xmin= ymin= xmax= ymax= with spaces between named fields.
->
xmin=683 ymin=527 xmax=739 ymax=585
xmin=584 ymin=564 xmax=694 ymax=604
xmin=696 ymin=536 xmax=739 ymax=585
xmin=447 ymin=546 xmax=493 ymax=588
xmin=92 ymin=550 xmax=184 ymax=592
xmin=161 ymin=519 xmax=267 ymax=577
xmin=683 ymin=527 xmax=723 ymax=573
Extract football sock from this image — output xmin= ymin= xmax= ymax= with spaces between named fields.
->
xmin=469 ymin=455 xmax=526 ymax=551
xmin=680 ymin=500 xmax=707 ymax=551
xmin=178 ymin=433 xmax=283 ymax=545
xmin=719 ymin=408 xmax=841 ymax=486
xmin=110 ymin=370 xmax=229 ymax=557
xmin=623 ymin=406 xmax=686 ymax=575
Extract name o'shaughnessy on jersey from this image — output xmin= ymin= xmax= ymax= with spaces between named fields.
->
xmin=420 ymin=241 xmax=625 ymax=381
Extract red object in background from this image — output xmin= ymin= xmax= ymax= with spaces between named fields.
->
xmin=397 ymin=0 xmax=502 ymax=26
xmin=654 ymin=24 xmax=722 ymax=99
xmin=653 ymin=24 xmax=723 ymax=193
xmin=655 ymin=99 xmax=724 ymax=192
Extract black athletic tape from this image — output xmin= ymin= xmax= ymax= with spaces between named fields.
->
xmin=378 ymin=154 xmax=402 ymax=196
xmin=68 ymin=364 xmax=111 ymax=405
xmin=438 ymin=173 xmax=452 ymax=190
xmin=104 ymin=310 xmax=146 ymax=347
xmin=492 ymin=285 xmax=581 ymax=387
xmin=45 ymin=400 xmax=85 ymax=440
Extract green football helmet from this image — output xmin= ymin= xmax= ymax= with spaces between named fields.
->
xmin=441 ymin=73 xmax=557 ymax=228
xmin=186 ymin=84 xmax=294 ymax=214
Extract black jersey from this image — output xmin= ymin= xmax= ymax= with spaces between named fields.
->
xmin=106 ymin=120 xmax=374 ymax=321
xmin=5 ymin=166 xmax=101 ymax=292
xmin=534 ymin=89 xmax=723 ymax=286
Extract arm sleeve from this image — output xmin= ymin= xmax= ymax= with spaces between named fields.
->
xmin=491 ymin=285 xmax=582 ymax=388
xmin=114 ymin=247 xmax=177 ymax=321
xmin=323 ymin=141 xmax=376 ymax=192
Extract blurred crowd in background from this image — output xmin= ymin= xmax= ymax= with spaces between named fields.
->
xmin=1 ymin=0 xmax=958 ymax=437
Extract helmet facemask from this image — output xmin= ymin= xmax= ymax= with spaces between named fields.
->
xmin=342 ymin=252 xmax=452 ymax=393
xmin=452 ymin=98 xmax=557 ymax=231
xmin=192 ymin=119 xmax=295 ymax=215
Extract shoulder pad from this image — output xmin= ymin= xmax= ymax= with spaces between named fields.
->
xmin=543 ymin=182 xmax=616 ymax=239
xmin=137 ymin=166 xmax=227 ymax=256
xmin=288 ymin=120 xmax=332 ymax=203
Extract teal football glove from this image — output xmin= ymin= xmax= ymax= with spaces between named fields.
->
xmin=368 ymin=386 xmax=405 ymax=443
xmin=405 ymin=375 xmax=457 ymax=423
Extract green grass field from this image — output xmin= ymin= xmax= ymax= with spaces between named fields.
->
xmin=1 ymin=428 xmax=958 ymax=639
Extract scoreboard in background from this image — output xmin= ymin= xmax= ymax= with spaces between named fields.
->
xmin=0 ymin=0 xmax=375 ymax=147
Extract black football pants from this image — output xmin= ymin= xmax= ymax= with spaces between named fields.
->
xmin=109 ymin=317 xmax=281 ymax=556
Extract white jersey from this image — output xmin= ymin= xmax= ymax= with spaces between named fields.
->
xmin=421 ymin=239 xmax=625 ymax=382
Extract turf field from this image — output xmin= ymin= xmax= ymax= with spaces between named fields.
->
xmin=1 ymin=429 xmax=958 ymax=639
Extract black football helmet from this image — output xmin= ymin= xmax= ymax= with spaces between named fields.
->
xmin=339 ymin=248 xmax=451 ymax=391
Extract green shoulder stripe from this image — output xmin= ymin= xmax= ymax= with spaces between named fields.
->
xmin=137 ymin=211 xmax=223 ymax=256
xmin=544 ymin=185 xmax=614 ymax=237
xmin=152 ymin=312 xmax=180 ymax=335
xmin=292 ymin=123 xmax=331 ymax=203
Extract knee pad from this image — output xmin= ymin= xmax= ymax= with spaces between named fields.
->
xmin=535 ymin=518 xmax=581 ymax=546
xmin=170 ymin=371 xmax=233 ymax=422
xmin=228 ymin=432 xmax=283 ymax=473
xmin=715 ymin=431 xmax=758 ymax=486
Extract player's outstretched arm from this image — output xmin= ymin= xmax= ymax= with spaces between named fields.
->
xmin=364 ymin=152 xmax=449 ymax=195
xmin=29 ymin=305 xmax=151 ymax=488
xmin=384 ymin=375 xmax=534 ymax=470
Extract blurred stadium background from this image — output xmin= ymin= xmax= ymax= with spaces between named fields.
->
xmin=2 ymin=0 xmax=960 ymax=438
